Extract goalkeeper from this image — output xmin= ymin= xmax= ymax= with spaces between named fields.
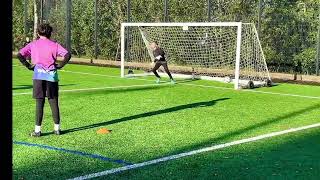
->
xmin=150 ymin=42 xmax=175 ymax=84
xmin=17 ymin=23 xmax=71 ymax=137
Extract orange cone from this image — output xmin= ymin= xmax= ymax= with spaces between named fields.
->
xmin=97 ymin=128 xmax=111 ymax=134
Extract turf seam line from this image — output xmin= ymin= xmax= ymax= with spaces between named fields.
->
xmin=13 ymin=83 xmax=170 ymax=96
xmin=67 ymin=123 xmax=320 ymax=180
xmin=13 ymin=141 xmax=133 ymax=165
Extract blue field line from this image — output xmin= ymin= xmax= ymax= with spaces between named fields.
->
xmin=13 ymin=141 xmax=133 ymax=165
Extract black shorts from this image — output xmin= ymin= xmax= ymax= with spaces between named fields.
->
xmin=155 ymin=60 xmax=167 ymax=65
xmin=33 ymin=79 xmax=59 ymax=99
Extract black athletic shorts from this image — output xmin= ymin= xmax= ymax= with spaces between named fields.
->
xmin=33 ymin=79 xmax=59 ymax=99
xmin=155 ymin=60 xmax=167 ymax=65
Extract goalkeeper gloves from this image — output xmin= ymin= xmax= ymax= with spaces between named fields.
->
xmin=55 ymin=63 xmax=63 ymax=69
xmin=55 ymin=53 xmax=72 ymax=70
xmin=17 ymin=53 xmax=34 ymax=71
xmin=27 ymin=64 xmax=35 ymax=71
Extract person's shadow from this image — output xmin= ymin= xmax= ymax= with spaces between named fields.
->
xmin=13 ymin=85 xmax=34 ymax=90
xmin=13 ymin=84 xmax=76 ymax=90
xmin=61 ymin=97 xmax=230 ymax=135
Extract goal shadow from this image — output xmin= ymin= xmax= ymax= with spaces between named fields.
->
xmin=61 ymin=97 xmax=230 ymax=135
xmin=13 ymin=84 xmax=76 ymax=90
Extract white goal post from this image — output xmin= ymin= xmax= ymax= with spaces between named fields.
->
xmin=120 ymin=22 xmax=271 ymax=90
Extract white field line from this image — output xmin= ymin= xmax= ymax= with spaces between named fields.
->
xmin=67 ymin=123 xmax=320 ymax=180
xmin=59 ymin=70 xmax=320 ymax=100
xmin=13 ymin=64 xmax=151 ymax=82
xmin=243 ymin=89 xmax=320 ymax=100
xmin=13 ymin=66 xmax=320 ymax=100
xmin=13 ymin=64 xmax=131 ymax=79
xmin=13 ymin=83 xmax=169 ymax=96
xmin=180 ymin=83 xmax=320 ymax=100
xmin=60 ymin=70 xmax=154 ymax=82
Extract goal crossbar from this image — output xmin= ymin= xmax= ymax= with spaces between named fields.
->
xmin=121 ymin=22 xmax=242 ymax=27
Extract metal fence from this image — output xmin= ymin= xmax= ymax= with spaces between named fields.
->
xmin=13 ymin=0 xmax=320 ymax=76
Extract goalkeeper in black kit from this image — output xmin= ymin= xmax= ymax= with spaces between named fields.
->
xmin=150 ymin=42 xmax=175 ymax=84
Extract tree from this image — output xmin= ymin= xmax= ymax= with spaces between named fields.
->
xmin=33 ymin=0 xmax=39 ymax=39
xmin=12 ymin=0 xmax=319 ymax=76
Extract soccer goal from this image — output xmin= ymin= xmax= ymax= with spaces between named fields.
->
xmin=120 ymin=22 xmax=272 ymax=89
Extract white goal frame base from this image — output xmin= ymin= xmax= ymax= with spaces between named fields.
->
xmin=124 ymin=72 xmax=267 ymax=89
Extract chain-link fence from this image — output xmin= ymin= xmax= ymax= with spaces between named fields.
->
xmin=13 ymin=0 xmax=320 ymax=76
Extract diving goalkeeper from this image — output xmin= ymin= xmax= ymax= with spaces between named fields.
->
xmin=150 ymin=42 xmax=175 ymax=84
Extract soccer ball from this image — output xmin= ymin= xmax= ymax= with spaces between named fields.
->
xmin=224 ymin=76 xmax=231 ymax=83
xmin=248 ymin=81 xmax=255 ymax=89
xmin=128 ymin=69 xmax=134 ymax=74
xmin=266 ymin=79 xmax=272 ymax=87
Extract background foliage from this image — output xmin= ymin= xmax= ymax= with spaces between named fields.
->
xmin=13 ymin=0 xmax=320 ymax=75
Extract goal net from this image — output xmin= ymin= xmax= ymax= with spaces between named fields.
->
xmin=120 ymin=22 xmax=271 ymax=89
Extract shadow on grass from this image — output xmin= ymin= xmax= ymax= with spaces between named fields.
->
xmin=106 ymin=127 xmax=320 ymax=180
xmin=13 ymin=105 xmax=320 ymax=179
xmin=62 ymin=83 xmax=176 ymax=97
xmin=61 ymin=78 xmax=201 ymax=96
xmin=14 ymin=123 xmax=320 ymax=180
xmin=13 ymin=84 xmax=76 ymax=90
xmin=129 ymin=77 xmax=199 ymax=84
xmin=13 ymin=144 xmax=121 ymax=180
xmin=13 ymin=85 xmax=33 ymax=90
xmin=103 ymin=103 xmax=320 ymax=179
xmin=33 ymin=84 xmax=182 ymax=136
xmin=62 ymin=98 xmax=230 ymax=135
xmin=166 ymin=103 xmax=320 ymax=157
xmin=167 ymin=78 xmax=199 ymax=84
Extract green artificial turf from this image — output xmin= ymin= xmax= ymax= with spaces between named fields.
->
xmin=13 ymin=60 xmax=320 ymax=179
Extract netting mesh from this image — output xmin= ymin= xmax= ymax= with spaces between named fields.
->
xmin=123 ymin=23 xmax=271 ymax=88
xmin=240 ymin=23 xmax=270 ymax=82
xmin=44 ymin=0 xmax=67 ymax=47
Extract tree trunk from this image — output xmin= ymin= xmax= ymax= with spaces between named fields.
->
xmin=33 ymin=0 xmax=38 ymax=40
xmin=293 ymin=73 xmax=297 ymax=80
xmin=115 ymin=2 xmax=124 ymax=61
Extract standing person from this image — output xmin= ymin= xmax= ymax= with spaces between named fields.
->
xmin=150 ymin=42 xmax=175 ymax=84
xmin=17 ymin=23 xmax=71 ymax=137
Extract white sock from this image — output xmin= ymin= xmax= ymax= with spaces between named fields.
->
xmin=54 ymin=124 xmax=60 ymax=131
xmin=35 ymin=125 xmax=41 ymax=133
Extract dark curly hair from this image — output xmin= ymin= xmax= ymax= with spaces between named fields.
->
xmin=37 ymin=23 xmax=53 ymax=38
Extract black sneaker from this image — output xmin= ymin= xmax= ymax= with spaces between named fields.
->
xmin=53 ymin=130 xmax=61 ymax=135
xmin=30 ymin=131 xmax=41 ymax=137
